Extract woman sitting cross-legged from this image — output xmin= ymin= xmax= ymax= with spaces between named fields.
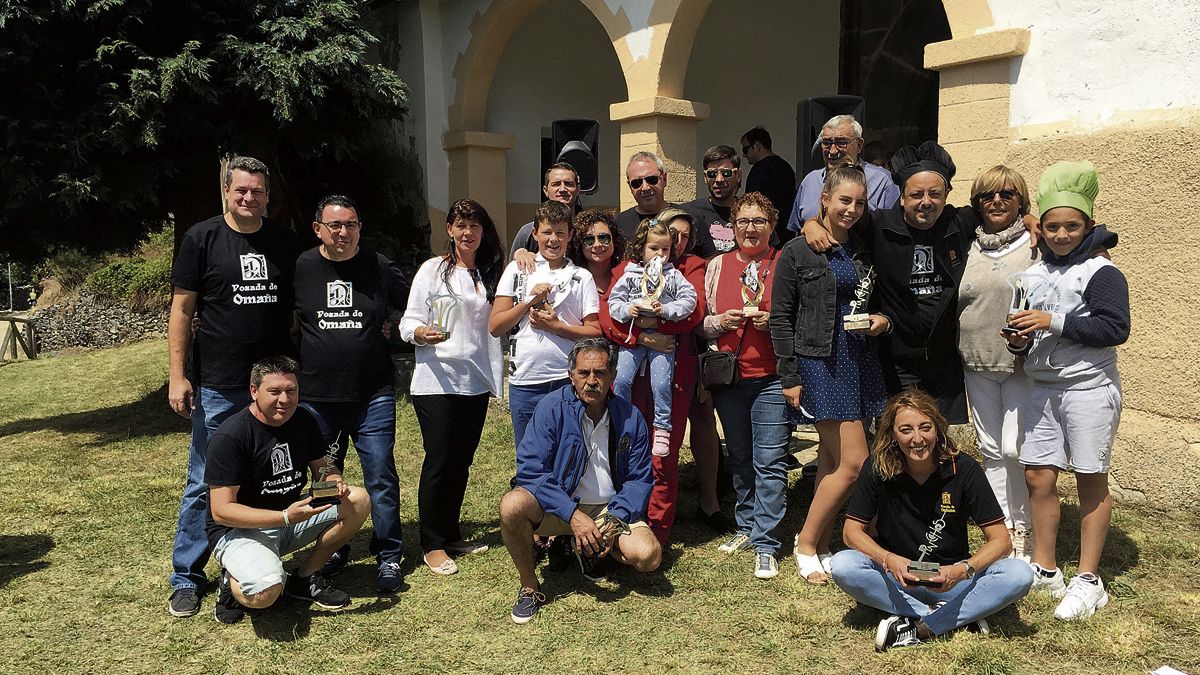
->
xmin=830 ymin=388 xmax=1033 ymax=652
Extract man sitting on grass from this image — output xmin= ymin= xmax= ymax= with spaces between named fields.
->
xmin=205 ymin=355 xmax=371 ymax=624
xmin=498 ymin=337 xmax=662 ymax=624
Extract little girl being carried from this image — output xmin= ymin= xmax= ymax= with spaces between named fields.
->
xmin=607 ymin=216 xmax=698 ymax=457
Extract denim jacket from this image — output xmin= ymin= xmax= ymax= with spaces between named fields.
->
xmin=514 ymin=385 xmax=652 ymax=524
xmin=769 ymin=236 xmax=871 ymax=388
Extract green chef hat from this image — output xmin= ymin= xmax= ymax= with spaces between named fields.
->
xmin=1037 ymin=160 xmax=1099 ymax=219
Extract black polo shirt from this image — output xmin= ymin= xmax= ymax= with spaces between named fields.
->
xmin=846 ymin=452 xmax=1003 ymax=565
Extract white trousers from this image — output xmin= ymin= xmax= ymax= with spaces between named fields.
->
xmin=964 ymin=369 xmax=1031 ymax=530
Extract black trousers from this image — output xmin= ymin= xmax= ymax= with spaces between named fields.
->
xmin=412 ymin=393 xmax=490 ymax=552
xmin=879 ymin=341 xmax=968 ymax=425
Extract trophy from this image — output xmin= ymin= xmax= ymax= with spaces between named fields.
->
xmin=741 ymin=260 xmax=764 ymax=317
xmin=426 ymin=293 xmax=460 ymax=339
xmin=1003 ymin=273 xmax=1029 ymax=336
xmin=636 ymin=256 xmax=666 ymax=328
xmin=309 ymin=432 xmax=343 ymax=508
xmin=907 ymin=514 xmax=946 ymax=586
xmin=843 ymin=266 xmax=875 ymax=331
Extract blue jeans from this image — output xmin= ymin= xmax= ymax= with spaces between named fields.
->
xmin=170 ymin=386 xmax=250 ymax=591
xmin=830 ymin=550 xmax=1034 ymax=635
xmin=509 ymin=379 xmax=570 ymax=449
xmin=713 ymin=375 xmax=790 ymax=554
xmin=301 ymin=394 xmax=403 ymax=563
xmin=615 ymin=344 xmax=676 ymax=430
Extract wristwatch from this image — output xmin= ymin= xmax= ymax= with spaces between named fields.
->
xmin=958 ymin=560 xmax=976 ymax=579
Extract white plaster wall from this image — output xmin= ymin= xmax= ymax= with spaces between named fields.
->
xmin=683 ymin=0 xmax=840 ymax=194
xmin=485 ymin=1 xmax=626 ymax=210
xmin=987 ymin=0 xmax=1200 ymax=129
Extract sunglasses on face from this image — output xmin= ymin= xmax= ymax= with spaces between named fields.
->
xmin=628 ymin=174 xmax=662 ymax=189
xmin=741 ymin=144 xmax=751 ymax=154
xmin=704 ymin=168 xmax=737 ymax=180
xmin=581 ymin=233 xmax=613 ymax=247
xmin=974 ymin=189 xmax=1018 ymax=203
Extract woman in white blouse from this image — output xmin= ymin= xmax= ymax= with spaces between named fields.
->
xmin=400 ymin=199 xmax=505 ymax=576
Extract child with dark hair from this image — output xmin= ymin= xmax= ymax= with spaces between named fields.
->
xmin=607 ymin=210 xmax=697 ymax=457
xmin=1004 ymin=161 xmax=1130 ymax=621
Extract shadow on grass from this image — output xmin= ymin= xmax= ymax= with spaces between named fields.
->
xmin=0 ymin=382 xmax=182 ymax=443
xmin=248 ymin=594 xmax=402 ymax=642
xmin=1056 ymin=502 xmax=1140 ymax=578
xmin=841 ymin=601 xmax=1037 ymax=638
xmin=0 ymin=533 xmax=53 ymax=588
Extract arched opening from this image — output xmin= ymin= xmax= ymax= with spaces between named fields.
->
xmin=485 ymin=0 xmax=626 ymax=239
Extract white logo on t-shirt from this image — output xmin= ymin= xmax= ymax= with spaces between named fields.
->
xmin=240 ymin=253 xmax=269 ymax=281
xmin=270 ymin=443 xmax=293 ymax=475
xmin=912 ymin=245 xmax=935 ymax=274
xmin=326 ymin=280 xmax=353 ymax=308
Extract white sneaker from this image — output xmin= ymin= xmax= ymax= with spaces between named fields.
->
xmin=718 ymin=533 xmax=751 ymax=554
xmin=1030 ymin=563 xmax=1067 ymax=599
xmin=754 ymin=552 xmax=779 ymax=579
xmin=1010 ymin=527 xmax=1032 ymax=563
xmin=1054 ymin=574 xmax=1109 ymax=621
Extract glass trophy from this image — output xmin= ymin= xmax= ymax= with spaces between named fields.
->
xmin=426 ymin=293 xmax=460 ymax=339
xmin=843 ymin=266 xmax=875 ymax=331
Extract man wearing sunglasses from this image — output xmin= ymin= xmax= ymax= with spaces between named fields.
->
xmin=786 ymin=115 xmax=899 ymax=236
xmin=740 ymin=127 xmax=797 ymax=245
xmin=682 ymin=145 xmax=740 ymax=259
xmin=615 ymin=151 xmax=674 ymax=240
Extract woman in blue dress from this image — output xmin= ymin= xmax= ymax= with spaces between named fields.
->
xmin=769 ymin=164 xmax=889 ymax=584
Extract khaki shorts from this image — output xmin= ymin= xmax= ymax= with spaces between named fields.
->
xmin=534 ymin=502 xmax=650 ymax=537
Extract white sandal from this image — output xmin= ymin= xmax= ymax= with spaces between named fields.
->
xmin=792 ymin=535 xmax=828 ymax=585
xmin=818 ymin=552 xmax=833 ymax=576
xmin=423 ymin=553 xmax=459 ymax=576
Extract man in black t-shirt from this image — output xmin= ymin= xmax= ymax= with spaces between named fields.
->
xmin=294 ymin=195 xmax=409 ymax=593
xmin=166 ymin=156 xmax=300 ymax=618
xmin=740 ymin=126 xmax=796 ymax=245
xmin=615 ymin=151 xmax=674 ymax=239
xmin=206 ymin=356 xmax=370 ymax=624
xmin=682 ymin=145 xmax=740 ymax=258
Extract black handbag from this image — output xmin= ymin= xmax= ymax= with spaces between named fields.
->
xmin=699 ymin=327 xmax=748 ymax=389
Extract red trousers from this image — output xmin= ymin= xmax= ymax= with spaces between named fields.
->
xmin=630 ymin=353 xmax=696 ymax=546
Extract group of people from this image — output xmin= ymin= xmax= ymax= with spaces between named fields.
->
xmin=164 ymin=112 xmax=1130 ymax=652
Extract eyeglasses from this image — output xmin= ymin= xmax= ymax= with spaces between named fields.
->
xmin=318 ymin=220 xmax=362 ymax=231
xmin=734 ymin=217 xmax=770 ymax=229
xmin=819 ymin=137 xmax=854 ymax=149
xmin=704 ymin=168 xmax=737 ymax=180
xmin=581 ymin=233 xmax=612 ymax=247
xmin=628 ymin=174 xmax=662 ymax=189
xmin=741 ymin=144 xmax=751 ymax=155
xmin=973 ymin=189 xmax=1018 ymax=203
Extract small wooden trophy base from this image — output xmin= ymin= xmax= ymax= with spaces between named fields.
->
xmin=843 ymin=313 xmax=871 ymax=331
xmin=310 ymin=481 xmax=341 ymax=507
xmin=907 ymin=560 xmax=941 ymax=586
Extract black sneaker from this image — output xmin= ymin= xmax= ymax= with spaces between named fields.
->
xmin=510 ymin=586 xmax=545 ymax=624
xmin=285 ymin=571 xmax=351 ymax=611
xmin=547 ymin=536 xmax=573 ymax=572
xmin=167 ymin=587 xmax=200 ymax=618
xmin=573 ymin=542 xmax=612 ymax=582
xmin=377 ymin=560 xmax=403 ymax=594
xmin=213 ymin=571 xmax=245 ymax=625
xmin=875 ymin=615 xmax=923 ymax=652
xmin=321 ymin=543 xmax=352 ymax=577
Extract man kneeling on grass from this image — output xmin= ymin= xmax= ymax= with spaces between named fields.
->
xmin=206 ymin=356 xmax=371 ymax=624
xmin=499 ymin=337 xmax=662 ymax=624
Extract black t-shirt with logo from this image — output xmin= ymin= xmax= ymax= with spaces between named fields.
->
xmin=907 ymin=225 xmax=948 ymax=341
xmin=845 ymin=452 xmax=1004 ymax=565
xmin=294 ymin=247 xmax=410 ymax=403
xmin=681 ymin=198 xmax=730 ymax=259
xmin=204 ymin=406 xmax=326 ymax=547
xmin=171 ymin=216 xmax=298 ymax=388
xmin=615 ymin=205 xmax=673 ymax=240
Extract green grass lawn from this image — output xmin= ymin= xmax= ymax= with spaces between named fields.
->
xmin=1 ymin=340 xmax=1198 ymax=674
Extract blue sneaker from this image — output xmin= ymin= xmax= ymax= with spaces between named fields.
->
xmin=510 ymin=586 xmax=545 ymax=624
xmin=377 ymin=560 xmax=403 ymax=594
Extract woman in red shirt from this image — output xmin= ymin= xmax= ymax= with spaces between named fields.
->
xmin=698 ymin=192 xmax=790 ymax=580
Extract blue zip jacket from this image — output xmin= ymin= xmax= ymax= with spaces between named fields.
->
xmin=515 ymin=385 xmax=653 ymax=524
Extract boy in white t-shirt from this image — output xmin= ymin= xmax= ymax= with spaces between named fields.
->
xmin=490 ymin=201 xmax=601 ymax=447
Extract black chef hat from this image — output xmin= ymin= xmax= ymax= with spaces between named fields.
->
xmin=890 ymin=140 xmax=957 ymax=190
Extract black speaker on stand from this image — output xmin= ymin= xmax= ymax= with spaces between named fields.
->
xmin=797 ymin=96 xmax=866 ymax=175
xmin=546 ymin=119 xmax=600 ymax=195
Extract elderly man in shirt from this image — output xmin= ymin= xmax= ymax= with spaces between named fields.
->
xmin=498 ymin=337 xmax=661 ymax=624
xmin=787 ymin=114 xmax=899 ymax=234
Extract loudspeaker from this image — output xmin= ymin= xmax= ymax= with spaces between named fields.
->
xmin=797 ymin=96 xmax=866 ymax=175
xmin=550 ymin=119 xmax=599 ymax=194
